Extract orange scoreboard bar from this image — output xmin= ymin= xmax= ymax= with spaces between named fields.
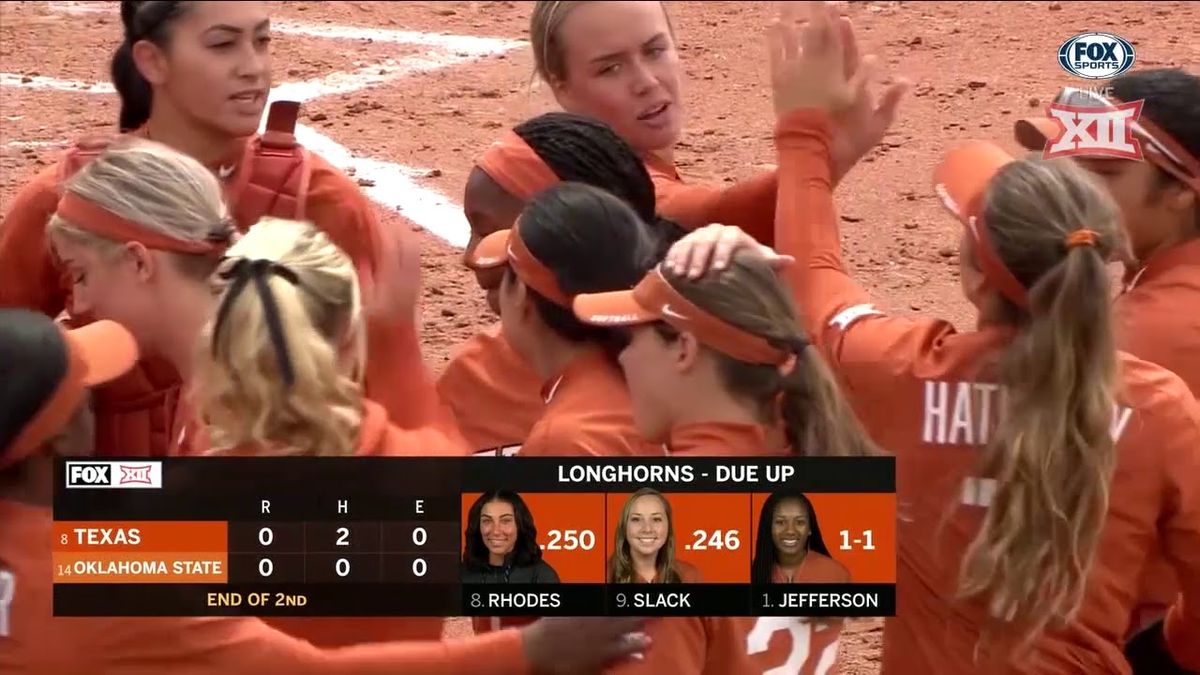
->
xmin=53 ymin=457 xmax=896 ymax=618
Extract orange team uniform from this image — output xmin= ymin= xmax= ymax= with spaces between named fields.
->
xmin=609 ymin=616 xmax=844 ymax=675
xmin=772 ymin=108 xmax=1200 ymax=673
xmin=439 ymin=138 xmax=778 ymax=454
xmin=193 ymin=398 xmax=464 ymax=646
xmin=643 ymin=153 xmax=777 ymax=246
xmin=0 ymin=134 xmax=437 ymax=457
xmin=0 ymin=500 xmax=534 ymax=675
xmin=518 ymin=348 xmax=664 ymax=458
xmin=437 ymin=323 xmax=544 ymax=454
xmin=771 ymin=553 xmax=851 ymax=584
xmin=1115 ymin=230 xmax=1200 ymax=637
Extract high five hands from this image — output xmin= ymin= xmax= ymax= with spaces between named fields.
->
xmin=776 ymin=2 xmax=911 ymax=181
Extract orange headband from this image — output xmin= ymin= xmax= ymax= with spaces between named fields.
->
xmin=56 ymin=192 xmax=230 ymax=256
xmin=573 ymin=266 xmax=799 ymax=368
xmin=475 ymin=130 xmax=561 ymax=200
xmin=465 ymin=223 xmax=573 ymax=307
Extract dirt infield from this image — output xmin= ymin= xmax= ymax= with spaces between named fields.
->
xmin=2 ymin=1 xmax=1196 ymax=671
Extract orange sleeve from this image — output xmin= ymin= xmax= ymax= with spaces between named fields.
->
xmin=87 ymin=616 xmax=531 ymax=675
xmin=1159 ymin=397 xmax=1200 ymax=670
xmin=303 ymin=155 xmax=440 ymax=431
xmin=0 ymin=164 xmax=69 ymax=315
xmin=772 ymin=109 xmax=958 ymax=393
xmin=436 ymin=324 xmax=545 ymax=452
xmin=651 ymin=167 xmax=778 ymax=246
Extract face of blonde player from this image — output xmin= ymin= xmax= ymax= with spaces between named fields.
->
xmin=142 ymin=1 xmax=273 ymax=139
xmin=625 ymin=493 xmax=669 ymax=560
xmin=479 ymin=499 xmax=518 ymax=564
xmin=771 ymin=498 xmax=811 ymax=560
xmin=617 ymin=324 xmax=681 ymax=443
xmin=50 ymin=236 xmax=196 ymax=358
xmin=550 ymin=1 xmax=684 ymax=155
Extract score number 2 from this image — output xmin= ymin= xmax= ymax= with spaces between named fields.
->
xmin=839 ymin=530 xmax=875 ymax=551
xmin=253 ymin=526 xmax=431 ymax=579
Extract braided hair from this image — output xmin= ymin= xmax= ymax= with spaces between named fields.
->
xmin=513 ymin=112 xmax=688 ymax=259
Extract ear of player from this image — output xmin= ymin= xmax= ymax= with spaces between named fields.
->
xmin=51 ymin=455 xmax=896 ymax=619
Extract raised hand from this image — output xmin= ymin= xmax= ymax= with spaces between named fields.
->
xmin=664 ymin=223 xmax=794 ymax=280
xmin=768 ymin=1 xmax=864 ymax=116
xmin=361 ymin=221 xmax=423 ymax=324
xmin=828 ymin=15 xmax=911 ymax=182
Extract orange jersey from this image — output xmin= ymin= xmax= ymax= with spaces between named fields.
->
xmin=1114 ymin=238 xmax=1200 ymax=635
xmin=772 ymin=553 xmax=851 ymax=584
xmin=518 ymin=349 xmax=663 ymax=458
xmin=0 ymin=145 xmax=435 ymax=455
xmin=1115 ymin=238 xmax=1200 ymax=397
xmin=773 ymin=108 xmax=1200 ymax=674
xmin=0 ymin=499 xmax=530 ymax=675
xmin=200 ymin=399 xmax=463 ymax=646
xmin=609 ymin=616 xmax=844 ymax=675
xmin=437 ymin=323 xmax=544 ymax=454
xmin=644 ymin=154 xmax=777 ymax=247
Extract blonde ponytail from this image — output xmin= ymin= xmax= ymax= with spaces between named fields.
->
xmin=957 ymin=157 xmax=1121 ymax=645
xmin=193 ymin=218 xmax=365 ymax=457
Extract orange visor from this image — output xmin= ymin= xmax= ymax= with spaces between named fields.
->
xmin=2 ymin=319 xmax=139 ymax=470
xmin=1014 ymin=87 xmax=1200 ymax=194
xmin=475 ymin=130 xmax=561 ymax=201
xmin=573 ymin=266 xmax=794 ymax=367
xmin=56 ymin=192 xmax=232 ymax=256
xmin=464 ymin=224 xmax=572 ymax=307
xmin=933 ymin=140 xmax=1030 ymax=308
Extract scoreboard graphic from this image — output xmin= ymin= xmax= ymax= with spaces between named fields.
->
xmin=54 ymin=457 xmax=897 ymax=618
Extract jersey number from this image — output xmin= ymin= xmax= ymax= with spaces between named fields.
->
xmin=746 ymin=617 xmax=839 ymax=675
xmin=0 ymin=569 xmax=14 ymax=638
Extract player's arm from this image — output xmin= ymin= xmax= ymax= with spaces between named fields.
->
xmin=1159 ymin=399 xmax=1200 ymax=671
xmin=772 ymin=108 xmax=957 ymax=383
xmin=652 ymin=169 xmax=779 ymax=246
xmin=0 ymin=166 xmax=69 ymax=315
xmin=304 ymin=157 xmax=456 ymax=436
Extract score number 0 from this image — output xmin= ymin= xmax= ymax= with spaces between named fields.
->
xmin=254 ymin=526 xmax=431 ymax=578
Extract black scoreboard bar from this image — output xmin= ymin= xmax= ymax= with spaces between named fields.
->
xmin=53 ymin=456 xmax=896 ymax=618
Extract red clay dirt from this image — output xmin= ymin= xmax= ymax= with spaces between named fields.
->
xmin=2 ymin=1 xmax=1196 ymax=672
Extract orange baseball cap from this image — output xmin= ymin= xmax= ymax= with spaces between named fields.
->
xmin=573 ymin=266 xmax=794 ymax=367
xmin=1 ymin=309 xmax=139 ymax=470
xmin=463 ymin=221 xmax=572 ymax=307
xmin=932 ymin=140 xmax=1030 ymax=308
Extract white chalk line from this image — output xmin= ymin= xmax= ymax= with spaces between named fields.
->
xmin=3 ymin=10 xmax=524 ymax=248
xmin=0 ymin=72 xmax=473 ymax=247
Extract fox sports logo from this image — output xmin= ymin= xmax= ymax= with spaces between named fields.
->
xmin=1058 ymin=33 xmax=1136 ymax=80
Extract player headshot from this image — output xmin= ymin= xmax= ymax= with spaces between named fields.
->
xmin=608 ymin=488 xmax=699 ymax=584
xmin=751 ymin=492 xmax=850 ymax=585
xmin=461 ymin=491 xmax=560 ymax=584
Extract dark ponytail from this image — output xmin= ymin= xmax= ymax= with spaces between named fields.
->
xmin=111 ymin=1 xmax=192 ymax=132
xmin=517 ymin=182 xmax=660 ymax=357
